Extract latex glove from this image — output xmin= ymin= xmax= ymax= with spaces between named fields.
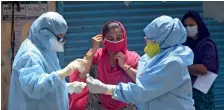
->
xmin=86 ymin=74 xmax=116 ymax=95
xmin=57 ymin=59 xmax=86 ymax=79
xmin=66 ymin=81 xmax=87 ymax=94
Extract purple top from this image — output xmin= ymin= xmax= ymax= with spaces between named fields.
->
xmin=182 ymin=11 xmax=219 ymax=83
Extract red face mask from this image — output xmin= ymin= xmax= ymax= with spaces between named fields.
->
xmin=103 ymin=39 xmax=124 ymax=53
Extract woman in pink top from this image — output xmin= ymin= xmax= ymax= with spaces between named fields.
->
xmin=69 ymin=20 xmax=140 ymax=110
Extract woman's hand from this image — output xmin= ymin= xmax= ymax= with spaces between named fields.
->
xmin=115 ymin=52 xmax=126 ymax=69
xmin=92 ymin=34 xmax=103 ymax=51
xmin=188 ymin=64 xmax=208 ymax=76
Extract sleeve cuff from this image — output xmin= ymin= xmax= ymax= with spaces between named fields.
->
xmin=51 ymin=72 xmax=64 ymax=86
xmin=112 ymin=83 xmax=129 ymax=103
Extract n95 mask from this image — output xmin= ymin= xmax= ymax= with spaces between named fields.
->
xmin=185 ymin=25 xmax=198 ymax=38
xmin=49 ymin=37 xmax=64 ymax=52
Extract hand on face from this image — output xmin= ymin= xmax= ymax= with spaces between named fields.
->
xmin=92 ymin=34 xmax=103 ymax=51
xmin=115 ymin=52 xmax=126 ymax=69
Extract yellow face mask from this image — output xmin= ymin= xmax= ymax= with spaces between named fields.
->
xmin=144 ymin=40 xmax=160 ymax=57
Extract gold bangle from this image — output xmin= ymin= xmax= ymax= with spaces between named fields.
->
xmin=84 ymin=54 xmax=92 ymax=59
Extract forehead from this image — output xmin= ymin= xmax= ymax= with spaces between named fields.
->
xmin=59 ymin=33 xmax=65 ymax=36
xmin=105 ymin=28 xmax=123 ymax=36
xmin=58 ymin=33 xmax=65 ymax=38
xmin=184 ymin=17 xmax=197 ymax=25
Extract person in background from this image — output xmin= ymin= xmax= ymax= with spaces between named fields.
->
xmin=69 ymin=20 xmax=140 ymax=110
xmin=8 ymin=12 xmax=86 ymax=110
xmin=182 ymin=11 xmax=219 ymax=110
xmin=86 ymin=15 xmax=195 ymax=110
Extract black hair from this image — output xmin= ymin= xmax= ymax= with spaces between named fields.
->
xmin=102 ymin=21 xmax=122 ymax=36
xmin=183 ymin=15 xmax=199 ymax=27
xmin=182 ymin=11 xmax=210 ymax=39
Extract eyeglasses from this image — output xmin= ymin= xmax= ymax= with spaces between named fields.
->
xmin=56 ymin=35 xmax=67 ymax=44
xmin=40 ymin=28 xmax=67 ymax=44
xmin=144 ymin=37 xmax=157 ymax=44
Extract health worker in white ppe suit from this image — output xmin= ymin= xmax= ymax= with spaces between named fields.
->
xmin=86 ymin=15 xmax=196 ymax=110
xmin=8 ymin=12 xmax=86 ymax=110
